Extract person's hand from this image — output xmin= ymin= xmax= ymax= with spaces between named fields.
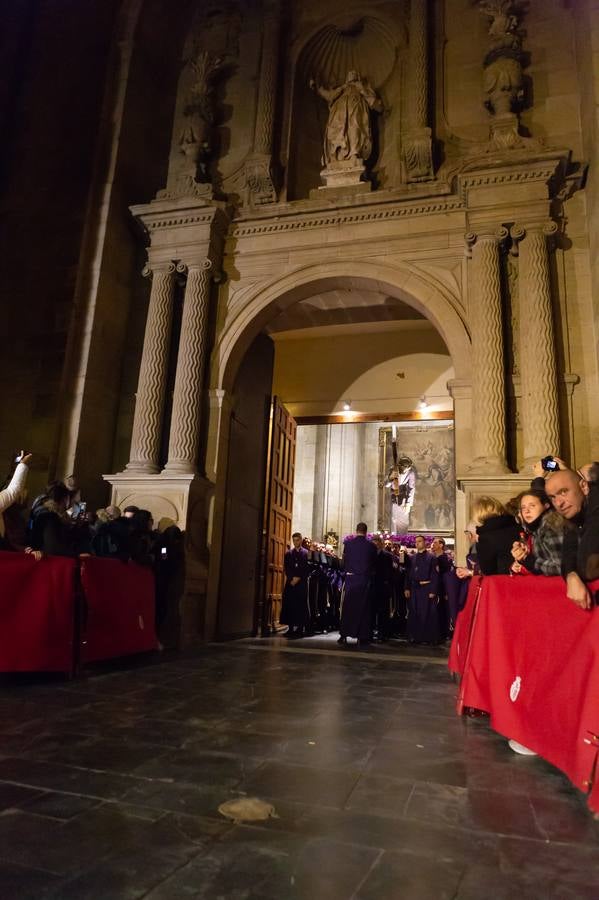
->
xmin=511 ymin=561 xmax=522 ymax=574
xmin=290 ymin=576 xmax=300 ymax=586
xmin=566 ymin=572 xmax=592 ymax=610
xmin=404 ymin=589 xmax=410 ymax=599
xmin=24 ymin=547 xmax=43 ymax=561
xmin=532 ymin=461 xmax=544 ymax=478
xmin=455 ymin=567 xmax=472 ymax=579
xmin=18 ymin=450 xmax=32 ymax=466
xmin=428 ymin=593 xmax=435 ymax=599
xmin=309 ymin=77 xmax=315 ymax=90
xmin=511 ymin=541 xmax=528 ymax=562
xmin=79 ymin=553 xmax=92 ymax=558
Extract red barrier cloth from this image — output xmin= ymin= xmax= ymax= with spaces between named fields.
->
xmin=447 ymin=576 xmax=483 ymax=678
xmin=450 ymin=575 xmax=599 ymax=813
xmin=80 ymin=557 xmax=157 ymax=663
xmin=0 ymin=551 xmax=75 ymax=673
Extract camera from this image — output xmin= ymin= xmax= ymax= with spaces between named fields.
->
xmin=541 ymin=455 xmax=559 ymax=472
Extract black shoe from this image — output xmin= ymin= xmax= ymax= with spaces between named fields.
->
xmin=337 ymin=636 xmax=347 ymax=645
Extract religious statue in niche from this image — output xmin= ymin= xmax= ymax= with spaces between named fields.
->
xmin=309 ymin=70 xmax=382 ymax=191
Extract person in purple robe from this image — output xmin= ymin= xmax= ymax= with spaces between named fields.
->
xmin=280 ymin=532 xmax=310 ymax=638
xmin=372 ymin=535 xmax=395 ymax=641
xmin=404 ymin=535 xmax=441 ymax=644
xmin=432 ymin=536 xmax=453 ymax=640
xmin=339 ymin=522 xmax=377 ymax=646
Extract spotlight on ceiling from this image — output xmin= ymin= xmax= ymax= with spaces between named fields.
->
xmin=418 ymin=396 xmax=428 ymax=411
xmin=343 ymin=400 xmax=352 ymax=411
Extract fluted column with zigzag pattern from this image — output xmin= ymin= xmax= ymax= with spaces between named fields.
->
xmin=126 ymin=262 xmax=176 ymax=474
xmin=468 ymin=230 xmax=509 ymax=474
xmin=511 ymin=222 xmax=560 ymax=470
xmin=163 ymin=259 xmax=212 ymax=474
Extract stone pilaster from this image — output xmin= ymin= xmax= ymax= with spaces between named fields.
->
xmin=126 ymin=262 xmax=176 ymax=473
xmin=511 ymin=222 xmax=560 ymax=469
xmin=244 ymin=1 xmax=280 ymax=204
xmin=403 ymin=0 xmax=434 ymax=182
xmin=467 ymin=228 xmax=510 ymax=474
xmin=164 ymin=259 xmax=213 ymax=474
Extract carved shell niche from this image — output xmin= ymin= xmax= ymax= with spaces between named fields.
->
xmin=299 ymin=16 xmax=397 ymax=89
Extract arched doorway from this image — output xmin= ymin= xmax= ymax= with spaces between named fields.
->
xmin=208 ymin=266 xmax=471 ymax=643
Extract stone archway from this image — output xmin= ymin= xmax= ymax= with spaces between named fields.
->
xmin=204 ymin=261 xmax=473 ymax=640
xmin=213 ymin=259 xmax=471 ymax=395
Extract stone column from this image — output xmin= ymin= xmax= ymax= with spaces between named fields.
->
xmin=403 ymin=0 xmax=434 ymax=182
xmin=244 ymin=1 xmax=280 ymax=204
xmin=467 ymin=228 xmax=509 ymax=474
xmin=164 ymin=259 xmax=213 ymax=474
xmin=126 ymin=262 xmax=176 ymax=473
xmin=511 ymin=222 xmax=560 ymax=469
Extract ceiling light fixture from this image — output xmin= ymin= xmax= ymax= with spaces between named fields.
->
xmin=343 ymin=400 xmax=352 ymax=411
xmin=418 ymin=396 xmax=428 ymax=411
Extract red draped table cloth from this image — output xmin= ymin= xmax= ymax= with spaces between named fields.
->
xmin=449 ymin=575 xmax=599 ymax=814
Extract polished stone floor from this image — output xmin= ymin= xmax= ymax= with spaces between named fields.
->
xmin=0 ymin=644 xmax=598 ymax=899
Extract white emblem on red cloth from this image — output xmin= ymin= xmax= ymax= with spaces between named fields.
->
xmin=510 ymin=676 xmax=522 ymax=702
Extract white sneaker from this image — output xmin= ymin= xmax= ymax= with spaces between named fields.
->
xmin=508 ymin=739 xmax=537 ymax=756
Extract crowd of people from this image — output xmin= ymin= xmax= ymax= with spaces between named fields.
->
xmin=281 ymin=528 xmax=465 ymax=646
xmin=0 ymin=452 xmax=183 ymax=636
xmin=281 ymin=455 xmax=599 ymax=650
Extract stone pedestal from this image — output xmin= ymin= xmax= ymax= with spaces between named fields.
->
xmin=103 ymin=471 xmax=213 ymax=648
xmin=310 ymin=160 xmax=371 ymax=198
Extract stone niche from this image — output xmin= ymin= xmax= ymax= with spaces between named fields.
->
xmin=286 ymin=10 xmax=405 ymax=199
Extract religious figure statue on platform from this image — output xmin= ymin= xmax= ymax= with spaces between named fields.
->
xmin=385 ymin=456 xmax=416 ymax=535
xmin=309 ymin=70 xmax=382 ymax=167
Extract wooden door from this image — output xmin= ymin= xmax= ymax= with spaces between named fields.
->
xmin=260 ymin=396 xmax=296 ymax=635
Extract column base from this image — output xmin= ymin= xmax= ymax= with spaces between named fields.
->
xmin=162 ymin=461 xmax=197 ymax=476
xmin=125 ymin=461 xmax=161 ymax=475
xmin=467 ymin=457 xmax=511 ymax=476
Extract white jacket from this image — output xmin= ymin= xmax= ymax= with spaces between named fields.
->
xmin=0 ymin=462 xmax=28 ymax=538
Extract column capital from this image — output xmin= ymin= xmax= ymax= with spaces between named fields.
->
xmin=465 ymin=226 xmax=508 ymax=256
xmin=142 ymin=260 xmax=176 ymax=279
xmin=510 ymin=220 xmax=558 ymax=247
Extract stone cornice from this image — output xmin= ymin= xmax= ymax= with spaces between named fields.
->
xmin=129 ymin=198 xmax=231 ymax=237
xmin=232 ymin=196 xmax=465 ymax=238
